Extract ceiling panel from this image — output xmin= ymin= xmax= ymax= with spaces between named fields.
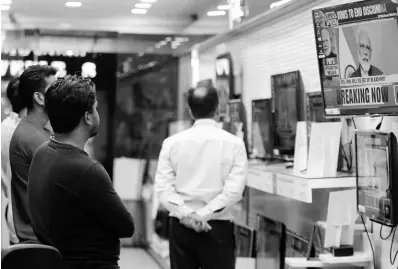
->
xmin=1 ymin=0 xmax=230 ymax=35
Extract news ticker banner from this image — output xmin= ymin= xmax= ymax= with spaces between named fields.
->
xmin=312 ymin=0 xmax=398 ymax=115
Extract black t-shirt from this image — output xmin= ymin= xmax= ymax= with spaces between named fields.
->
xmin=10 ymin=117 xmax=50 ymax=242
xmin=28 ymin=139 xmax=135 ymax=269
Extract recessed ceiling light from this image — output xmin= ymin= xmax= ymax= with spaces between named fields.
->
xmin=131 ymin=8 xmax=147 ymax=14
xmin=1 ymin=4 xmax=10 ymax=10
xmin=65 ymin=1 xmax=82 ymax=8
xmin=207 ymin=10 xmax=226 ymax=16
xmin=217 ymin=4 xmax=230 ymax=10
xmin=1 ymin=0 xmax=12 ymax=5
xmin=140 ymin=0 xmax=156 ymax=2
xmin=66 ymin=50 xmax=74 ymax=57
xmin=135 ymin=3 xmax=151 ymax=8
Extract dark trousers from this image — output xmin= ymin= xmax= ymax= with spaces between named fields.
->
xmin=169 ymin=217 xmax=235 ymax=269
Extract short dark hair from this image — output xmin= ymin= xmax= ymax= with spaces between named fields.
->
xmin=45 ymin=75 xmax=96 ymax=134
xmin=19 ymin=65 xmax=58 ymax=110
xmin=6 ymin=77 xmax=25 ymax=113
xmin=187 ymin=86 xmax=219 ymax=119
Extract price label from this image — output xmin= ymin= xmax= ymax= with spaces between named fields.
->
xmin=294 ymin=180 xmax=312 ymax=203
xmin=247 ymin=169 xmax=274 ymax=194
xmin=276 ymin=174 xmax=295 ymax=199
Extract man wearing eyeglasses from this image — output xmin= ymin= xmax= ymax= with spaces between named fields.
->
xmin=351 ymin=29 xmax=383 ymax=78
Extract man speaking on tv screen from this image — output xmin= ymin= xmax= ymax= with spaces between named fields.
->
xmin=351 ymin=29 xmax=383 ymax=78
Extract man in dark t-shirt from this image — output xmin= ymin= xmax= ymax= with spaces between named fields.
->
xmin=10 ymin=65 xmax=57 ymax=243
xmin=28 ymin=75 xmax=134 ymax=269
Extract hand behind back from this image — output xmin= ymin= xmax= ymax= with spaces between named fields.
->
xmin=180 ymin=213 xmax=212 ymax=233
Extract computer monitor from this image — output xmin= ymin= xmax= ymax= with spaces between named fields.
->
xmin=312 ymin=0 xmax=398 ymax=116
xmin=355 ymin=130 xmax=398 ymax=226
xmin=234 ymin=223 xmax=256 ymax=258
xmin=256 ymin=214 xmax=286 ymax=269
xmin=271 ymin=71 xmax=303 ymax=158
xmin=252 ymin=99 xmax=274 ymax=159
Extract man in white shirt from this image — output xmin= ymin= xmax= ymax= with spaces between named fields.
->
xmin=155 ymin=85 xmax=248 ymax=269
xmin=1 ymin=77 xmax=26 ymax=246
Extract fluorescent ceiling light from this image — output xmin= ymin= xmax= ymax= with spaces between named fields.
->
xmin=207 ymin=10 xmax=226 ymax=16
xmin=65 ymin=1 xmax=82 ymax=7
xmin=131 ymin=8 xmax=147 ymax=14
xmin=140 ymin=0 xmax=156 ymax=2
xmin=270 ymin=0 xmax=293 ymax=9
xmin=135 ymin=3 xmax=151 ymax=8
xmin=1 ymin=0 xmax=12 ymax=5
xmin=1 ymin=4 xmax=10 ymax=10
xmin=217 ymin=4 xmax=230 ymax=10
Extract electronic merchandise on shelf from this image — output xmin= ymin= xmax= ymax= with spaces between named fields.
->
xmin=255 ymin=214 xmax=286 ymax=269
xmin=355 ymin=130 xmax=398 ymax=227
xmin=271 ymin=71 xmax=304 ymax=160
xmin=234 ymin=222 xmax=256 ymax=258
xmin=226 ymin=99 xmax=244 ymax=137
xmin=312 ymin=0 xmax=398 ymax=117
xmin=251 ymin=99 xmax=274 ymax=160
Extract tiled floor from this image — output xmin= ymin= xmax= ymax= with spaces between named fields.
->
xmin=119 ymin=247 xmax=161 ymax=269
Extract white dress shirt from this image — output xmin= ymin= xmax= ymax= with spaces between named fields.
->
xmin=155 ymin=119 xmax=248 ymax=222
xmin=1 ymin=112 xmax=20 ymax=244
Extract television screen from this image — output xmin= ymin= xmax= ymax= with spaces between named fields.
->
xmin=272 ymin=71 xmax=302 ymax=156
xmin=252 ymin=99 xmax=274 ymax=158
xmin=234 ymin=223 xmax=256 ymax=258
xmin=307 ymin=93 xmax=329 ymax=122
xmin=227 ymin=99 xmax=243 ymax=136
xmin=355 ymin=130 xmax=397 ymax=226
xmin=215 ymin=53 xmax=234 ymax=116
xmin=256 ymin=215 xmax=286 ymax=269
xmin=312 ymin=0 xmax=398 ymax=116
xmin=285 ymin=230 xmax=313 ymax=259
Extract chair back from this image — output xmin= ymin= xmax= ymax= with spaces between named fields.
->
xmin=1 ymin=244 xmax=63 ymax=269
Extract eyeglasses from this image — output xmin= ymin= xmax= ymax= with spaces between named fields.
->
xmin=359 ymin=43 xmax=372 ymax=53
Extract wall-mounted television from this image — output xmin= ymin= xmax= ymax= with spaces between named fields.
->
xmin=355 ymin=130 xmax=398 ymax=227
xmin=271 ymin=71 xmax=303 ymax=158
xmin=312 ymin=0 xmax=398 ymax=117
xmin=252 ymin=99 xmax=274 ymax=159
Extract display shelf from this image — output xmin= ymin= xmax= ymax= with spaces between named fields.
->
xmin=285 ymin=257 xmax=329 ymax=268
xmin=319 ymin=252 xmax=372 ymax=266
xmin=316 ymin=221 xmax=370 ymax=232
xmin=247 ymin=161 xmax=356 ymax=203
xmin=285 ymin=257 xmax=370 ymax=268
